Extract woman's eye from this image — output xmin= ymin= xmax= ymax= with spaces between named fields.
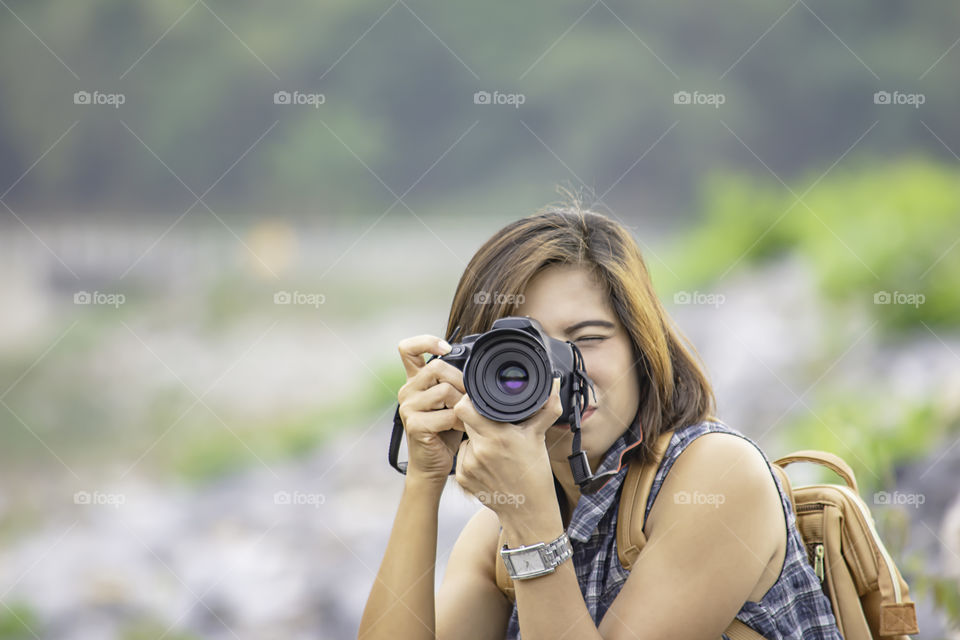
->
xmin=576 ymin=336 xmax=607 ymax=343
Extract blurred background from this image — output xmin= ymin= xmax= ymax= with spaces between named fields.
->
xmin=0 ymin=1 xmax=958 ymax=638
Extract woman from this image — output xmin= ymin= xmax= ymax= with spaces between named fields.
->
xmin=358 ymin=205 xmax=842 ymax=639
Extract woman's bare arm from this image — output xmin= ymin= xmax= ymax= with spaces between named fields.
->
xmin=359 ymin=491 xmax=513 ymax=640
xmin=358 ymin=334 xmax=469 ymax=639
xmin=436 ymin=507 xmax=512 ymax=640
xmin=358 ymin=475 xmax=446 ymax=640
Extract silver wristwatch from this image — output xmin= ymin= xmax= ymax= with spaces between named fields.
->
xmin=500 ymin=532 xmax=573 ymax=580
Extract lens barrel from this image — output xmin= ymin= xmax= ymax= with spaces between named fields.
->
xmin=463 ymin=328 xmax=553 ymax=423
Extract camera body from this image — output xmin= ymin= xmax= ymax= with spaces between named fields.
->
xmin=438 ymin=316 xmax=585 ymax=425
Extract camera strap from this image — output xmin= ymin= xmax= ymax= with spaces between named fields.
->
xmin=564 ymin=341 xmax=642 ymax=495
xmin=387 ymin=404 xmax=410 ymax=474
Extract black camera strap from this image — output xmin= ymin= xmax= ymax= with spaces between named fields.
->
xmin=388 ymin=406 xmax=407 ymax=472
xmin=564 ymin=340 xmax=625 ymax=495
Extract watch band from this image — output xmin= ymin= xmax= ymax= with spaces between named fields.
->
xmin=500 ymin=531 xmax=573 ymax=580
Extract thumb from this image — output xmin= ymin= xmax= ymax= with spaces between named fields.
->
xmin=520 ymin=374 xmax=563 ymax=434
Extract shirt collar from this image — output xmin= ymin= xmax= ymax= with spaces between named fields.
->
xmin=566 ymin=433 xmax=631 ymax=542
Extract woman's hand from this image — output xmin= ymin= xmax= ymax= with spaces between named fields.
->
xmin=396 ymin=334 xmax=467 ymax=485
xmin=452 ymin=375 xmax=564 ymax=525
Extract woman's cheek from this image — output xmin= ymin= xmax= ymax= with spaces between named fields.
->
xmin=584 ymin=353 xmax=610 ymax=397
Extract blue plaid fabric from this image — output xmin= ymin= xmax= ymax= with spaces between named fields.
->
xmin=503 ymin=420 xmax=842 ymax=639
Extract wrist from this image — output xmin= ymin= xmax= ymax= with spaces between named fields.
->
xmin=499 ymin=499 xmax=565 ymax=547
xmin=404 ymin=472 xmax=447 ymax=500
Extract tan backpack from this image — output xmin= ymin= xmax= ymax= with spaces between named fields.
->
xmin=495 ymin=430 xmax=920 ymax=639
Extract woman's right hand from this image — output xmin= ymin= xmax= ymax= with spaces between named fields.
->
xmin=396 ymin=334 xmax=467 ymax=485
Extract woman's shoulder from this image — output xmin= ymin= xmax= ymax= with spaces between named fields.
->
xmin=647 ymin=421 xmax=784 ymax=536
xmin=664 ymin=420 xmax=778 ymax=498
xmin=669 ymin=418 xmax=747 ymax=444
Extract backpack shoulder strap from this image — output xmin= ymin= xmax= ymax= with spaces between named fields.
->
xmin=494 ymin=526 xmax=515 ymax=603
xmin=726 ymin=619 xmax=768 ymax=639
xmin=769 ymin=460 xmax=797 ymax=520
xmin=616 ymin=429 xmax=675 ymax=571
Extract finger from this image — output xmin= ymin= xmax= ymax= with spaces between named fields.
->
xmin=453 ymin=393 xmax=502 ymax=439
xmin=403 ymin=408 xmax=465 ymax=437
xmin=454 ymin=436 xmax=470 ymax=487
xmin=397 ymin=334 xmax=452 ymax=379
xmin=517 ymin=375 xmax=563 ymax=434
xmin=439 ymin=428 xmax=466 ymax=455
xmin=404 ymin=357 xmax=466 ymax=396
xmin=405 ymin=381 xmax=464 ymax=414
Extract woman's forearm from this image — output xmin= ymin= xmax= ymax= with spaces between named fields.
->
xmin=358 ymin=475 xmax=445 ymax=640
xmin=500 ymin=498 xmax=604 ymax=640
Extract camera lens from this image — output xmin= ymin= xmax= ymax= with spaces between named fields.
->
xmin=496 ymin=363 xmax=528 ymax=395
xmin=462 ymin=329 xmax=553 ymax=423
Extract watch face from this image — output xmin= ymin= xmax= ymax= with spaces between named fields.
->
xmin=513 ymin=549 xmax=547 ymax=574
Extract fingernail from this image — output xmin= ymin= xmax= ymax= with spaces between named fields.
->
xmin=439 ymin=339 xmax=452 ymax=353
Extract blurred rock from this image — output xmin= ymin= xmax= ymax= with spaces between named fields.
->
xmin=0 ymin=418 xmax=478 ymax=639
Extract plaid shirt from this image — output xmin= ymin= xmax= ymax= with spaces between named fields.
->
xmin=504 ymin=420 xmax=842 ymax=639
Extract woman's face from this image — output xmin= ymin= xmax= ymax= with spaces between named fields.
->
xmin=515 ymin=264 xmax=641 ymax=468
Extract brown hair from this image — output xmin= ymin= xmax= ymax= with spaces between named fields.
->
xmin=443 ymin=201 xmax=717 ymax=468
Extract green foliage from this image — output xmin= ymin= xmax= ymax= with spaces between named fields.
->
xmin=120 ymin=619 xmax=202 ymax=640
xmin=172 ymin=357 xmax=407 ymax=482
xmin=925 ymin=574 xmax=960 ymax=629
xmin=900 ymin=552 xmax=960 ymax=631
xmin=669 ymin=157 xmax=960 ymax=333
xmin=781 ymin=390 xmax=958 ymax=496
xmin=0 ymin=604 xmax=38 ymax=640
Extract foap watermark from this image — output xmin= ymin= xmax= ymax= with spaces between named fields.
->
xmin=476 ymin=491 xmax=526 ymax=508
xmin=473 ymin=291 xmax=525 ymax=305
xmin=73 ymin=90 xmax=126 ymax=108
xmin=274 ymin=490 xmax=326 ymax=508
xmin=673 ymin=490 xmax=726 ymax=508
xmin=673 ymin=290 xmax=725 ymax=308
xmin=874 ymin=290 xmax=925 ymax=308
xmin=74 ymin=291 xmax=126 ymax=308
xmin=873 ymin=90 xmax=925 ymax=109
xmin=74 ymin=490 xmax=126 ymax=509
xmin=874 ymin=491 xmax=925 ymax=508
xmin=274 ymin=290 xmax=325 ymax=308
xmin=674 ymin=90 xmax=725 ymax=108
xmin=274 ymin=90 xmax=326 ymax=108
xmin=473 ymin=90 xmax=525 ymax=108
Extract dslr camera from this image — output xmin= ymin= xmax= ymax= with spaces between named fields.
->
xmin=433 ymin=316 xmax=588 ymax=425
xmin=390 ymin=316 xmax=615 ymax=492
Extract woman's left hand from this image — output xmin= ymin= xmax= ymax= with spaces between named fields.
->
xmin=452 ymin=375 xmax=564 ymax=525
